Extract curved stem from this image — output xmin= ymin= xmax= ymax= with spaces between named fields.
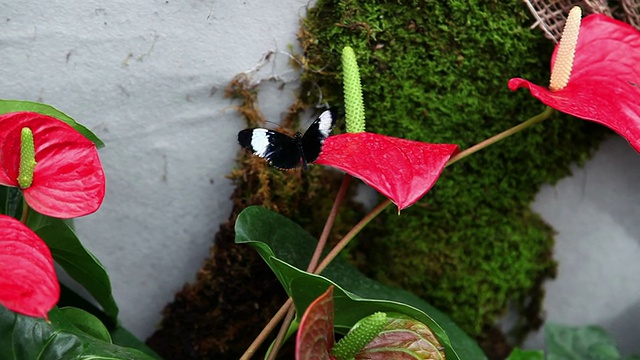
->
xmin=20 ymin=198 xmax=29 ymax=224
xmin=314 ymin=198 xmax=390 ymax=274
xmin=266 ymin=307 xmax=296 ymax=360
xmin=446 ymin=106 xmax=554 ymax=166
xmin=240 ymin=298 xmax=293 ymax=360
xmin=250 ymin=174 xmax=353 ymax=360
xmin=307 ymin=174 xmax=352 ymax=272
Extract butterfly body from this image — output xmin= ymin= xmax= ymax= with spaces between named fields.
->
xmin=238 ymin=110 xmax=335 ymax=170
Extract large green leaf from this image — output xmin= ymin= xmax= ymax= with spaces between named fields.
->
xmin=58 ymin=284 xmax=161 ymax=359
xmin=27 ymin=212 xmax=119 ymax=321
xmin=234 ymin=205 xmax=486 ymax=360
xmin=0 ymin=305 xmax=154 ymax=360
xmin=59 ymin=307 xmax=112 ymax=343
xmin=545 ymin=323 xmax=637 ymax=360
xmin=507 ymin=348 xmax=544 ymax=360
xmin=0 ymin=99 xmax=104 ymax=148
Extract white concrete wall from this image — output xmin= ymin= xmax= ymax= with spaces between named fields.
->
xmin=1 ymin=1 xmax=639 ymax=356
xmin=0 ymin=0 xmax=308 ymax=338
xmin=525 ymin=136 xmax=640 ymax=356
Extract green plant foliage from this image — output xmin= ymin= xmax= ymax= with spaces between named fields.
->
xmin=234 ymin=205 xmax=487 ymax=359
xmin=58 ymin=307 xmax=112 ymax=343
xmin=59 ymin=283 xmax=161 ymax=359
xmin=506 ymin=324 xmax=640 ymax=360
xmin=0 ymin=305 xmax=156 ymax=360
xmin=26 ymin=211 xmax=119 ymax=321
xmin=506 ymin=348 xmax=544 ymax=360
xmin=545 ymin=323 xmax=640 ymax=360
xmin=299 ymin=0 xmax=607 ymax=347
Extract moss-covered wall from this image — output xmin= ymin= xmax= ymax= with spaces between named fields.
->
xmin=299 ymin=0 xmax=607 ymax=354
xmin=148 ymin=1 xmax=608 ymax=358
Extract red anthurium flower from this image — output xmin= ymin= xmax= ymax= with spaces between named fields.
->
xmin=296 ymin=285 xmax=335 ymax=360
xmin=0 ymin=112 xmax=105 ymax=218
xmin=315 ymin=133 xmax=458 ymax=210
xmin=0 ymin=214 xmax=59 ymax=319
xmin=354 ymin=314 xmax=445 ymax=360
xmin=509 ymin=14 xmax=640 ymax=152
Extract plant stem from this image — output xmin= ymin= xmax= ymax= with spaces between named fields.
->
xmin=314 ymin=198 xmax=390 ymax=274
xmin=240 ymin=298 xmax=293 ymax=360
xmin=446 ymin=106 xmax=554 ymax=166
xmin=20 ymin=198 xmax=29 ymax=224
xmin=307 ymin=174 xmax=352 ymax=272
xmin=266 ymin=307 xmax=296 ymax=360
xmin=249 ymin=174 xmax=353 ymax=360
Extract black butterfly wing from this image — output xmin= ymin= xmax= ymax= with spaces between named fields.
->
xmin=301 ymin=110 xmax=335 ymax=163
xmin=238 ymin=128 xmax=302 ymax=169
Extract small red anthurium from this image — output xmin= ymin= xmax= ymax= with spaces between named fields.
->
xmin=0 ymin=112 xmax=105 ymax=218
xmin=296 ymin=286 xmax=335 ymax=360
xmin=315 ymin=133 xmax=458 ymax=210
xmin=509 ymin=11 xmax=640 ymax=152
xmin=0 ymin=214 xmax=59 ymax=319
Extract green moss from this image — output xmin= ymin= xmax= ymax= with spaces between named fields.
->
xmin=299 ymin=0 xmax=607 ymax=351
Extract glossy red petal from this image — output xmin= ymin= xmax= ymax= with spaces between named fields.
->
xmin=0 ymin=215 xmax=59 ymax=319
xmin=0 ymin=112 xmax=105 ymax=218
xmin=296 ymin=286 xmax=335 ymax=360
xmin=509 ymin=14 xmax=640 ymax=152
xmin=316 ymin=133 xmax=458 ymax=210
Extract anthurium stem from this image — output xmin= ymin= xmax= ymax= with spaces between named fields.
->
xmin=266 ymin=307 xmax=296 ymax=360
xmin=253 ymin=174 xmax=353 ymax=360
xmin=239 ymin=298 xmax=293 ymax=360
xmin=308 ymin=174 xmax=352 ymax=272
xmin=446 ymin=106 xmax=554 ymax=166
xmin=314 ymin=198 xmax=390 ymax=274
xmin=20 ymin=198 xmax=29 ymax=224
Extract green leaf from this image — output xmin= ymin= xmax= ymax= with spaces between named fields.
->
xmin=111 ymin=325 xmax=163 ymax=359
xmin=0 ymin=185 xmax=22 ymax=219
xmin=234 ymin=205 xmax=487 ymax=360
xmin=27 ymin=212 xmax=119 ymax=321
xmin=58 ymin=284 xmax=162 ymax=359
xmin=59 ymin=307 xmax=112 ymax=342
xmin=0 ymin=99 xmax=104 ymax=148
xmin=546 ymin=323 xmax=620 ymax=360
xmin=507 ymin=347 xmax=544 ymax=360
xmin=0 ymin=305 xmax=155 ymax=360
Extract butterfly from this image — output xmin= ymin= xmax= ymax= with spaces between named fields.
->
xmin=237 ymin=110 xmax=335 ymax=170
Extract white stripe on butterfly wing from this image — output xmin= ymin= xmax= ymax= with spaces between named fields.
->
xmin=250 ymin=129 xmax=271 ymax=157
xmin=317 ymin=110 xmax=334 ymax=137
